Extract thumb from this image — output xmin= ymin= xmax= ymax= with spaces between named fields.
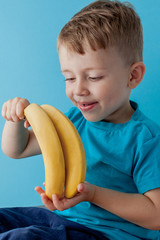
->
xmin=77 ymin=182 xmax=90 ymax=193
xmin=24 ymin=119 xmax=30 ymax=128
xmin=77 ymin=182 xmax=96 ymax=203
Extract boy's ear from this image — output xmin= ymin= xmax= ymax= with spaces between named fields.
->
xmin=128 ymin=62 xmax=146 ymax=89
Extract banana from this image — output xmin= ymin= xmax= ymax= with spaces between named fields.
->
xmin=41 ymin=104 xmax=86 ymax=198
xmin=24 ymin=103 xmax=65 ymax=200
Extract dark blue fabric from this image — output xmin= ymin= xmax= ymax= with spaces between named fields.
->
xmin=0 ymin=207 xmax=108 ymax=240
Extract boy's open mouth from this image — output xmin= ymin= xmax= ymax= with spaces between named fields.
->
xmin=78 ymin=102 xmax=97 ymax=111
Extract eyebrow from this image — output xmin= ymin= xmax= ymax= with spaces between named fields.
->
xmin=61 ymin=67 xmax=106 ymax=73
xmin=61 ymin=69 xmax=71 ymax=73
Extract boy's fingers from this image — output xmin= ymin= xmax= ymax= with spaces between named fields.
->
xmin=2 ymin=98 xmax=30 ymax=122
xmin=35 ymin=187 xmax=56 ymax=211
xmin=10 ymin=103 xmax=20 ymax=122
xmin=1 ymin=103 xmax=7 ymax=119
xmin=41 ymin=193 xmax=56 ymax=211
xmin=5 ymin=103 xmax=12 ymax=121
xmin=16 ymin=98 xmax=30 ymax=119
xmin=35 ymin=186 xmax=45 ymax=196
xmin=52 ymin=194 xmax=64 ymax=211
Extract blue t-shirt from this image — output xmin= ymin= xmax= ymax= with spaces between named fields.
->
xmin=56 ymin=101 xmax=160 ymax=240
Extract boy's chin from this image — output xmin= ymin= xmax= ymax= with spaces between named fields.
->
xmin=81 ymin=112 xmax=102 ymax=122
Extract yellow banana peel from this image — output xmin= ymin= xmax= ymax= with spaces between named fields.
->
xmin=24 ymin=103 xmax=86 ymax=199
xmin=41 ymin=104 xmax=86 ymax=198
xmin=24 ymin=103 xmax=65 ymax=199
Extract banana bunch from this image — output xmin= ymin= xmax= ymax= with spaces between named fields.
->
xmin=24 ymin=103 xmax=86 ymax=199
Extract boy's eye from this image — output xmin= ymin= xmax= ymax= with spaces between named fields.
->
xmin=89 ymin=76 xmax=103 ymax=80
xmin=65 ymin=78 xmax=75 ymax=81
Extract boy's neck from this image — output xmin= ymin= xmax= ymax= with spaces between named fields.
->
xmin=103 ymin=102 xmax=135 ymax=124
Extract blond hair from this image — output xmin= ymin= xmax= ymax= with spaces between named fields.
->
xmin=57 ymin=0 xmax=143 ymax=66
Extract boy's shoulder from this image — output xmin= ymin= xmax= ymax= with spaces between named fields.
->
xmin=131 ymin=102 xmax=160 ymax=141
xmin=140 ymin=114 xmax=160 ymax=135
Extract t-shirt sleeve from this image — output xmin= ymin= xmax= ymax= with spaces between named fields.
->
xmin=133 ymin=135 xmax=160 ymax=194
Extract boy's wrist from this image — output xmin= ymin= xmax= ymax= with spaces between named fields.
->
xmin=87 ymin=183 xmax=98 ymax=204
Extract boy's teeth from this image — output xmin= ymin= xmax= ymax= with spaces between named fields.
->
xmin=83 ymin=104 xmax=90 ymax=106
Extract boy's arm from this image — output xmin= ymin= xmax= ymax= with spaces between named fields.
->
xmin=36 ymin=183 xmax=160 ymax=230
xmin=1 ymin=97 xmax=41 ymax=158
xmin=91 ymin=184 xmax=160 ymax=230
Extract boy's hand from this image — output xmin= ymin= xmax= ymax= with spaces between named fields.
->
xmin=35 ymin=182 xmax=96 ymax=211
xmin=2 ymin=97 xmax=30 ymax=128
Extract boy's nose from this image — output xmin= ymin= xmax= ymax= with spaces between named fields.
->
xmin=74 ymin=79 xmax=89 ymax=96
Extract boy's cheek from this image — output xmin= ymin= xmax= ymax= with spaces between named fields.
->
xmin=66 ymin=88 xmax=72 ymax=99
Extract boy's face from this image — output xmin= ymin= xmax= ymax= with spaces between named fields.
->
xmin=59 ymin=44 xmax=133 ymax=123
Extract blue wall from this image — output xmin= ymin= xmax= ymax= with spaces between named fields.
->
xmin=0 ymin=0 xmax=159 ymax=207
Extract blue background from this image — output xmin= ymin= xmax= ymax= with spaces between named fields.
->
xmin=0 ymin=0 xmax=159 ymax=207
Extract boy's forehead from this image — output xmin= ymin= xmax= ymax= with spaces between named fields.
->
xmin=59 ymin=44 xmax=123 ymax=73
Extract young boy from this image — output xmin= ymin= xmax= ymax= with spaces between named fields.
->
xmin=1 ymin=0 xmax=160 ymax=239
